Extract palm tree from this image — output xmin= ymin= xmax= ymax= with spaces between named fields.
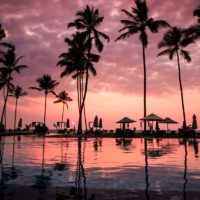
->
xmin=68 ymin=5 xmax=109 ymax=133
xmin=115 ymin=0 xmax=169 ymax=133
xmin=54 ymin=91 xmax=72 ymax=130
xmin=57 ymin=33 xmax=100 ymax=135
xmin=186 ymin=5 xmax=200 ymax=41
xmin=0 ymin=24 xmax=14 ymax=52
xmin=0 ymin=49 xmax=28 ymax=129
xmin=30 ymin=74 xmax=59 ymax=126
xmin=158 ymin=27 xmax=194 ymax=132
xmin=9 ymin=85 xmax=28 ymax=130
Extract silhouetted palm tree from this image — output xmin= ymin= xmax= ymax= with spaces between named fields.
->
xmin=30 ymin=74 xmax=59 ymax=126
xmin=9 ymin=85 xmax=28 ymax=130
xmin=54 ymin=90 xmax=72 ymax=129
xmin=57 ymin=33 xmax=100 ymax=135
xmin=0 ymin=49 xmax=28 ymax=129
xmin=68 ymin=5 xmax=109 ymax=134
xmin=0 ymin=24 xmax=14 ymax=52
xmin=158 ymin=27 xmax=193 ymax=131
xmin=116 ymin=0 xmax=169 ymax=133
xmin=186 ymin=5 xmax=200 ymax=41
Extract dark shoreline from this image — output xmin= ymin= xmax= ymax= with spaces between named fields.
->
xmin=0 ymin=131 xmax=200 ymax=139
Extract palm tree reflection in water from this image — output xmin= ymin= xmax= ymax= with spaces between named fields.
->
xmin=33 ymin=137 xmax=51 ymax=199
xmin=144 ymin=138 xmax=150 ymax=200
xmin=183 ymin=139 xmax=188 ymax=200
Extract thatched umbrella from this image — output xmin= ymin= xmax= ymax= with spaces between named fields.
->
xmin=159 ymin=117 xmax=178 ymax=132
xmin=140 ymin=113 xmax=163 ymax=131
xmin=116 ymin=117 xmax=136 ymax=131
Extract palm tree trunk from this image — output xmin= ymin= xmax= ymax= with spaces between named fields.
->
xmin=44 ymin=93 xmax=47 ymax=126
xmin=14 ymin=98 xmax=18 ymax=131
xmin=142 ymin=43 xmax=147 ymax=134
xmin=176 ymin=51 xmax=187 ymax=133
xmin=0 ymin=87 xmax=9 ymax=130
xmin=61 ymin=103 xmax=65 ymax=130
xmin=78 ymin=75 xmax=82 ymax=136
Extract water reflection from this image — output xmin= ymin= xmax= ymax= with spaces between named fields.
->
xmin=0 ymin=137 xmax=199 ymax=199
xmin=56 ymin=139 xmax=96 ymax=200
xmin=115 ymin=138 xmax=134 ymax=151
xmin=144 ymin=138 xmax=150 ymax=200
xmin=33 ymin=137 xmax=51 ymax=199
xmin=183 ymin=139 xmax=188 ymax=200
xmin=93 ymin=138 xmax=102 ymax=152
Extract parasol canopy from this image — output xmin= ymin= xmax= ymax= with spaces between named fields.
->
xmin=116 ymin=117 xmax=136 ymax=123
xmin=116 ymin=117 xmax=136 ymax=131
xmin=159 ymin=117 xmax=178 ymax=124
xmin=140 ymin=113 xmax=163 ymax=121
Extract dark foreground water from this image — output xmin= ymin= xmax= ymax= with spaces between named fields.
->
xmin=0 ymin=136 xmax=200 ymax=199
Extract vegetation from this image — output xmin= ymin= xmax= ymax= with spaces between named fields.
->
xmin=0 ymin=49 xmax=28 ymax=130
xmin=9 ymin=85 xmax=27 ymax=130
xmin=116 ymin=0 xmax=169 ymax=133
xmin=158 ymin=27 xmax=194 ymax=131
xmin=58 ymin=5 xmax=109 ymax=135
xmin=54 ymin=90 xmax=72 ymax=130
xmin=30 ymin=74 xmax=59 ymax=126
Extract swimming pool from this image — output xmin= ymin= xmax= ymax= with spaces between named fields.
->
xmin=0 ymin=136 xmax=199 ymax=199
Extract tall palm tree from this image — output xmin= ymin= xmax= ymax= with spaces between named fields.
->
xmin=57 ymin=33 xmax=100 ymax=135
xmin=68 ymin=5 xmax=109 ymax=133
xmin=115 ymin=0 xmax=169 ymax=133
xmin=54 ymin=91 xmax=72 ymax=130
xmin=9 ymin=85 xmax=28 ymax=130
xmin=30 ymin=74 xmax=59 ymax=126
xmin=0 ymin=49 xmax=28 ymax=129
xmin=186 ymin=5 xmax=200 ymax=41
xmin=158 ymin=27 xmax=194 ymax=132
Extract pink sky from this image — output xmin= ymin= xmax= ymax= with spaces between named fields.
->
xmin=0 ymin=0 xmax=200 ymax=130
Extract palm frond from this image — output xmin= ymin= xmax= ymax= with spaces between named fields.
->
xmin=180 ymin=50 xmax=191 ymax=62
xmin=29 ymin=87 xmax=42 ymax=91
xmin=157 ymin=48 xmax=170 ymax=57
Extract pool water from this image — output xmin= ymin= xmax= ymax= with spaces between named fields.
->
xmin=0 ymin=136 xmax=200 ymax=198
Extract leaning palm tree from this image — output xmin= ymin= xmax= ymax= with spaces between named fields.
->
xmin=158 ymin=27 xmax=194 ymax=132
xmin=115 ymin=0 xmax=169 ymax=133
xmin=30 ymin=74 xmax=59 ymax=126
xmin=68 ymin=5 xmax=109 ymax=133
xmin=57 ymin=33 xmax=100 ymax=135
xmin=0 ymin=49 xmax=28 ymax=129
xmin=9 ymin=85 xmax=28 ymax=130
xmin=54 ymin=91 xmax=72 ymax=130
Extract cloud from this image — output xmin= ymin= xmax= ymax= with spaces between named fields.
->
xmin=0 ymin=0 xmax=200 ymax=98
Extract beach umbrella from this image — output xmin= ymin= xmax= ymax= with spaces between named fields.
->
xmin=159 ymin=117 xmax=178 ymax=131
xmin=99 ymin=118 xmax=102 ymax=129
xmin=192 ymin=114 xmax=198 ymax=130
xmin=140 ymin=113 xmax=163 ymax=131
xmin=116 ymin=117 xmax=136 ymax=130
xmin=66 ymin=118 xmax=70 ymax=128
xmin=94 ymin=115 xmax=99 ymax=129
xmin=140 ymin=113 xmax=163 ymax=121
